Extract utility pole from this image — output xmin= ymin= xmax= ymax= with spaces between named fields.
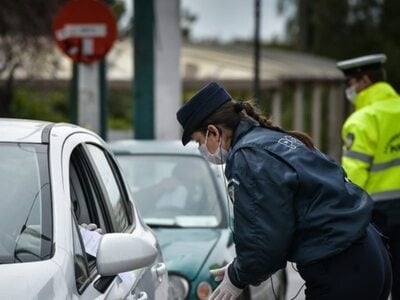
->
xmin=133 ymin=0 xmax=155 ymax=139
xmin=254 ymin=0 xmax=261 ymax=104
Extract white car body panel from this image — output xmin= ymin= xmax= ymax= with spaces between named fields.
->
xmin=0 ymin=119 xmax=168 ymax=299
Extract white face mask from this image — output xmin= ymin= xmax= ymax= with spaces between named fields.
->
xmin=198 ymin=129 xmax=229 ymax=165
xmin=345 ymin=85 xmax=357 ymax=104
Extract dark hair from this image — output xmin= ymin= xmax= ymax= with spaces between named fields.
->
xmin=198 ymin=100 xmax=315 ymax=149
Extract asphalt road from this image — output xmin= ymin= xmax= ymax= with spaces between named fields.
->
xmin=285 ymin=265 xmax=306 ymax=300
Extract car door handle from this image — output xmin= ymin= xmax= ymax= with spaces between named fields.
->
xmin=152 ymin=262 xmax=167 ymax=281
xmin=137 ymin=291 xmax=148 ymax=300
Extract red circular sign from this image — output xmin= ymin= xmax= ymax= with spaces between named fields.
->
xmin=53 ymin=0 xmax=117 ymax=63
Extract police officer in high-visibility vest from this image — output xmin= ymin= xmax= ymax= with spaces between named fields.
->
xmin=337 ymin=53 xmax=400 ymax=299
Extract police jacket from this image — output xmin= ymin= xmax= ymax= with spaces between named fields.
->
xmin=226 ymin=118 xmax=373 ymax=288
xmin=342 ymin=82 xmax=400 ymax=202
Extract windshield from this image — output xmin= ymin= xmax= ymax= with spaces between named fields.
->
xmin=116 ymin=155 xmax=224 ymax=228
xmin=0 ymin=143 xmax=52 ymax=264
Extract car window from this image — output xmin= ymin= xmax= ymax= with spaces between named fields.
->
xmin=72 ymin=215 xmax=90 ymax=293
xmin=70 ymin=144 xmax=121 ymax=292
xmin=0 ymin=143 xmax=52 ymax=264
xmin=70 ymin=146 xmax=107 ymax=233
xmin=116 ymin=155 xmax=223 ymax=227
xmin=86 ymin=144 xmax=130 ymax=232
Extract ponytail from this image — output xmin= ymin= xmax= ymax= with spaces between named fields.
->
xmin=240 ymin=101 xmax=315 ymax=149
xmin=198 ymin=99 xmax=315 ymax=150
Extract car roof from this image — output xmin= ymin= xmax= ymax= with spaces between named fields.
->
xmin=110 ymin=139 xmax=202 ymax=156
xmin=0 ymin=118 xmax=98 ymax=144
xmin=0 ymin=118 xmax=54 ymax=143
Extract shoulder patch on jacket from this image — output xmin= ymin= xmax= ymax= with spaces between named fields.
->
xmin=278 ymin=135 xmax=302 ymax=149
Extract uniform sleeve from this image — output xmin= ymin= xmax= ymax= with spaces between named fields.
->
xmin=227 ymin=147 xmax=297 ymax=288
xmin=341 ymin=113 xmax=378 ymax=188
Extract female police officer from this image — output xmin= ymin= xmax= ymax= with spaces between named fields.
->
xmin=176 ymin=82 xmax=392 ymax=300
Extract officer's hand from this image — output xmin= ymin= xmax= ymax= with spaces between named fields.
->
xmin=208 ymin=274 xmax=243 ymax=300
xmin=81 ymin=223 xmax=103 ymax=234
xmin=210 ymin=264 xmax=229 ymax=282
xmin=208 ymin=270 xmax=243 ymax=300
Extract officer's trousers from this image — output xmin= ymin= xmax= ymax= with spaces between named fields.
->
xmin=297 ymin=225 xmax=392 ymax=300
xmin=373 ymin=200 xmax=400 ymax=300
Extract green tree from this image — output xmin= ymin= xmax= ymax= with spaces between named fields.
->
xmin=278 ymin=0 xmax=400 ymax=90
xmin=0 ymin=0 xmax=68 ymax=117
xmin=0 ymin=0 xmax=125 ymax=118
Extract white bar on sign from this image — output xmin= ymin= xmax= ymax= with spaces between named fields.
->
xmin=82 ymin=38 xmax=94 ymax=55
xmin=58 ymin=23 xmax=107 ymax=39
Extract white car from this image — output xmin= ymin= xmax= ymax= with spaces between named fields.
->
xmin=0 ymin=119 xmax=168 ymax=299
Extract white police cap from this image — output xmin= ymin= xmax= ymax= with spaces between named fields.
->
xmin=337 ymin=54 xmax=386 ymax=71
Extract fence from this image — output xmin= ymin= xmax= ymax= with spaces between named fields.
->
xmin=267 ymin=79 xmax=349 ymax=162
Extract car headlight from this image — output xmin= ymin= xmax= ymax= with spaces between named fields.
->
xmin=168 ymin=274 xmax=189 ymax=300
xmin=196 ymin=281 xmax=212 ymax=300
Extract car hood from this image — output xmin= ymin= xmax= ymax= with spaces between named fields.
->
xmin=0 ymin=260 xmax=63 ymax=298
xmin=153 ymin=228 xmax=221 ymax=280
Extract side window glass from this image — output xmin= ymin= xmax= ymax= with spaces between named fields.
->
xmin=72 ymin=215 xmax=90 ymax=293
xmin=70 ymin=145 xmax=107 ymax=292
xmin=70 ymin=161 xmax=107 ymax=232
xmin=0 ymin=143 xmax=52 ymax=264
xmin=86 ymin=144 xmax=129 ymax=232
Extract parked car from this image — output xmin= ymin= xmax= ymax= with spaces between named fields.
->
xmin=0 ymin=119 xmax=168 ymax=299
xmin=111 ymin=140 xmax=287 ymax=300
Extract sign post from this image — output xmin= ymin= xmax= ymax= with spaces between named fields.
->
xmin=53 ymin=0 xmax=116 ymax=135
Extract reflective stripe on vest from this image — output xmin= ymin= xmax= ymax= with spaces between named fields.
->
xmin=371 ymin=190 xmax=400 ymax=201
xmin=343 ymin=150 xmax=373 ymax=164
xmin=344 ymin=151 xmax=400 ymax=172
xmin=370 ymin=158 xmax=400 ymax=172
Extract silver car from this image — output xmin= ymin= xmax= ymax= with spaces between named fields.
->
xmin=0 ymin=119 xmax=168 ymax=299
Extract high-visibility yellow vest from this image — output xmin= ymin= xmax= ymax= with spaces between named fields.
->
xmin=342 ymin=82 xmax=400 ymax=201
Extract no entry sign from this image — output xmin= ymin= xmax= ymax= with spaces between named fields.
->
xmin=53 ymin=0 xmax=117 ymax=63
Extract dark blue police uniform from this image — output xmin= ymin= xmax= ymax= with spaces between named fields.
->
xmin=225 ymin=118 xmax=392 ymax=299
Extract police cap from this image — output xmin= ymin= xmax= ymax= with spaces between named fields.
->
xmin=336 ymin=54 xmax=386 ymax=80
xmin=176 ymin=82 xmax=231 ymax=145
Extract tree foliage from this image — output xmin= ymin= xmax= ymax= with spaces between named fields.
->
xmin=279 ymin=0 xmax=400 ymax=89
xmin=0 ymin=0 xmax=68 ymax=116
xmin=0 ymin=0 xmax=125 ymax=118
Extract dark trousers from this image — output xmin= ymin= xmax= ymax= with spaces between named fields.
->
xmin=297 ymin=225 xmax=392 ymax=300
xmin=372 ymin=207 xmax=400 ymax=300
xmin=386 ymin=225 xmax=400 ymax=300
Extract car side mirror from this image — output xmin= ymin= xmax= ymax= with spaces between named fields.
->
xmin=96 ymin=233 xmax=158 ymax=276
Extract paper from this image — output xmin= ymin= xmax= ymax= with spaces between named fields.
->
xmin=79 ymin=226 xmax=102 ymax=257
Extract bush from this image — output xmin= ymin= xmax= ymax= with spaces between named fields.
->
xmin=12 ymin=88 xmax=69 ymax=122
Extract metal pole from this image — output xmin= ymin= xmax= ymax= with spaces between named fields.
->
xmin=69 ymin=62 xmax=78 ymax=124
xmin=78 ymin=62 xmax=100 ymax=133
xmin=254 ymin=0 xmax=261 ymax=104
xmin=99 ymin=0 xmax=115 ymax=140
xmin=99 ymin=59 xmax=107 ymax=140
xmin=133 ymin=0 xmax=155 ymax=139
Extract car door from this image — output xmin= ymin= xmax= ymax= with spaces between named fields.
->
xmin=65 ymin=135 xmax=166 ymax=299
